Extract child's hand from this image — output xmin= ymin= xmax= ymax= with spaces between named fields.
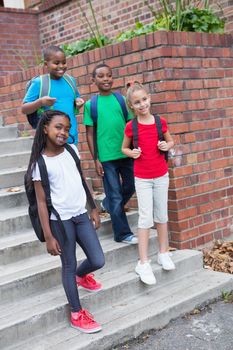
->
xmin=75 ymin=98 xmax=85 ymax=108
xmin=40 ymin=96 xmax=56 ymax=107
xmin=90 ymin=208 xmax=101 ymax=229
xmin=131 ymin=147 xmax=141 ymax=159
xmin=158 ymin=141 xmax=169 ymax=151
xmin=46 ymin=236 xmax=61 ymax=256
xmin=95 ymin=159 xmax=104 ymax=177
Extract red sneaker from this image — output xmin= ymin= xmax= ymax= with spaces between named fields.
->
xmin=76 ymin=273 xmax=102 ymax=292
xmin=71 ymin=309 xmax=102 ymax=333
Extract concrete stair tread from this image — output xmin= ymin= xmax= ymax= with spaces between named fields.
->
xmin=3 ymin=267 xmax=233 ymax=350
xmin=0 ymin=150 xmax=30 ymax=158
xmin=0 ymin=136 xmax=32 ymax=143
xmin=0 ymin=185 xmax=25 ymax=196
xmin=0 ymin=221 xmax=140 ymax=252
xmin=0 ymin=206 xmax=27 ymax=220
xmin=0 ymin=230 xmax=147 ymax=283
xmin=0 ymin=166 xmax=27 ymax=175
xmin=0 ymin=253 xmax=59 ymax=282
xmin=0 ymin=250 xmax=199 ymax=324
xmin=0 ymin=229 xmax=36 ymax=249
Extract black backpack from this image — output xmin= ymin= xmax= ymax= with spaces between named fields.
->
xmin=132 ymin=115 xmax=168 ymax=162
xmin=90 ymin=92 xmax=129 ymax=160
xmin=24 ymin=74 xmax=77 ymax=129
xmin=24 ymin=144 xmax=96 ymax=242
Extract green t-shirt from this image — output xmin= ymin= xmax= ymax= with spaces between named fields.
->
xmin=83 ymin=94 xmax=133 ymax=162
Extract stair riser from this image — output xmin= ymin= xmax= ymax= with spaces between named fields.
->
xmin=0 ymin=252 xmax=202 ymax=313
xmin=0 ymin=212 xmax=138 ymax=238
xmin=0 ymin=170 xmax=26 ymax=188
xmin=0 ymin=138 xmax=33 ymax=155
xmin=0 ymin=254 xmax=208 ymax=347
xmin=0 ymin=191 xmax=27 ymax=210
xmin=0 ymin=240 xmax=46 ymax=265
xmin=0 ymin=240 xmax=148 ymax=303
xmin=83 ymin=279 xmax=233 ymax=350
xmin=0 ymin=215 xmax=32 ymax=237
xmin=0 ymin=153 xmax=30 ymax=169
xmin=0 ymin=126 xmax=18 ymax=139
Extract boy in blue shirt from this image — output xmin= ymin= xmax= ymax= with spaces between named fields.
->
xmin=22 ymin=45 xmax=83 ymax=144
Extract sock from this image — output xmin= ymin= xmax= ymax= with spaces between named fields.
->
xmin=71 ymin=310 xmax=81 ymax=319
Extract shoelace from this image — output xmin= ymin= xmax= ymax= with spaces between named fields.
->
xmin=84 ymin=273 xmax=97 ymax=285
xmin=78 ymin=309 xmax=95 ymax=323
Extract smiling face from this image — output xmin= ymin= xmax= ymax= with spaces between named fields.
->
xmin=129 ymin=89 xmax=151 ymax=117
xmin=92 ymin=66 xmax=113 ymax=95
xmin=44 ymin=51 xmax=67 ymax=80
xmin=44 ymin=115 xmax=70 ymax=148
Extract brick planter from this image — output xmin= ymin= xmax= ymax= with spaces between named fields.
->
xmin=1 ymin=31 xmax=233 ymax=248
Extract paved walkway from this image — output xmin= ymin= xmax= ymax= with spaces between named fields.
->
xmin=115 ymin=298 xmax=233 ymax=350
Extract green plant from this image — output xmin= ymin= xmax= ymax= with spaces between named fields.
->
xmin=146 ymin=0 xmax=225 ymax=33
xmin=77 ymin=0 xmax=109 ymax=48
xmin=221 ymin=291 xmax=233 ymax=303
xmin=61 ymin=0 xmax=225 ymax=58
xmin=13 ymin=45 xmax=42 ymax=70
xmin=61 ymin=36 xmax=112 ymax=57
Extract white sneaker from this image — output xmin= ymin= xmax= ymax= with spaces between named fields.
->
xmin=135 ymin=261 xmax=156 ymax=285
xmin=157 ymin=252 xmax=175 ymax=271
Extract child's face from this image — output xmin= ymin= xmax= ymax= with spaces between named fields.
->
xmin=44 ymin=115 xmax=70 ymax=147
xmin=92 ymin=67 xmax=113 ymax=94
xmin=129 ymin=89 xmax=151 ymax=117
xmin=44 ymin=51 xmax=67 ymax=80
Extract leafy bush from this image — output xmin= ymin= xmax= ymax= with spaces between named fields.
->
xmin=62 ymin=0 xmax=225 ymax=57
xmin=116 ymin=1 xmax=225 ymax=42
xmin=61 ymin=36 xmax=112 ymax=57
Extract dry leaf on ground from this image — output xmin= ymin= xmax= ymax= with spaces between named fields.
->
xmin=203 ymin=240 xmax=233 ymax=274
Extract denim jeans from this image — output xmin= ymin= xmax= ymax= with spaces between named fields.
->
xmin=102 ymin=158 xmax=135 ymax=242
xmin=50 ymin=212 xmax=105 ymax=312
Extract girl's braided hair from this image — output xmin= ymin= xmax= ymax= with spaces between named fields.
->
xmin=25 ymin=110 xmax=69 ymax=188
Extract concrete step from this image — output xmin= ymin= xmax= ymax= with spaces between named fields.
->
xmin=0 ymin=166 xmax=27 ymax=188
xmin=0 ymin=206 xmax=32 ymax=237
xmin=0 ymin=204 xmax=137 ymax=237
xmin=0 ymin=230 xmax=154 ymax=303
xmin=0 ymin=230 xmax=46 ymax=265
xmin=0 ymin=137 xmax=33 ymax=155
xmin=0 ymin=151 xmax=30 ymax=170
xmin=0 ymin=125 xmax=18 ymax=140
xmin=0 ymin=186 xmax=27 ymax=210
xmin=0 ymin=250 xmax=208 ymax=348
xmin=2 ymin=254 xmax=233 ymax=350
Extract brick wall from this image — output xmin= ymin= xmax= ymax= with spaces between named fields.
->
xmin=36 ymin=0 xmax=232 ymax=49
xmin=0 ymin=7 xmax=41 ymax=76
xmin=0 ymin=0 xmax=233 ymax=76
xmin=1 ymin=31 xmax=233 ymax=249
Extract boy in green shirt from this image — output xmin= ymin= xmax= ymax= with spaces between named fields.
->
xmin=83 ymin=63 xmax=137 ymax=244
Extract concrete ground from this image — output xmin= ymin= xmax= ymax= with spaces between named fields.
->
xmin=114 ymin=297 xmax=233 ymax=350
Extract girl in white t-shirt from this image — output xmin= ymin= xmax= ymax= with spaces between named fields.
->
xmin=25 ymin=110 xmax=105 ymax=334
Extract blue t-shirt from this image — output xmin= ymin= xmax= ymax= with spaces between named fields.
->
xmin=23 ymin=75 xmax=80 ymax=144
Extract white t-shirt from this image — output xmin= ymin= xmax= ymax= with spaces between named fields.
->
xmin=32 ymin=145 xmax=87 ymax=220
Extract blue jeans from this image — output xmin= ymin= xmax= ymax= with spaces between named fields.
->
xmin=51 ymin=212 xmax=105 ymax=312
xmin=102 ymin=158 xmax=135 ymax=242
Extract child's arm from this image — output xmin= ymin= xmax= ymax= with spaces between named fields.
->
xmin=34 ymin=181 xmax=61 ymax=256
xmin=122 ymin=134 xmax=141 ymax=159
xmin=157 ymin=130 xmax=174 ymax=152
xmin=21 ymin=96 xmax=56 ymax=115
xmin=86 ymin=126 xmax=104 ymax=177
